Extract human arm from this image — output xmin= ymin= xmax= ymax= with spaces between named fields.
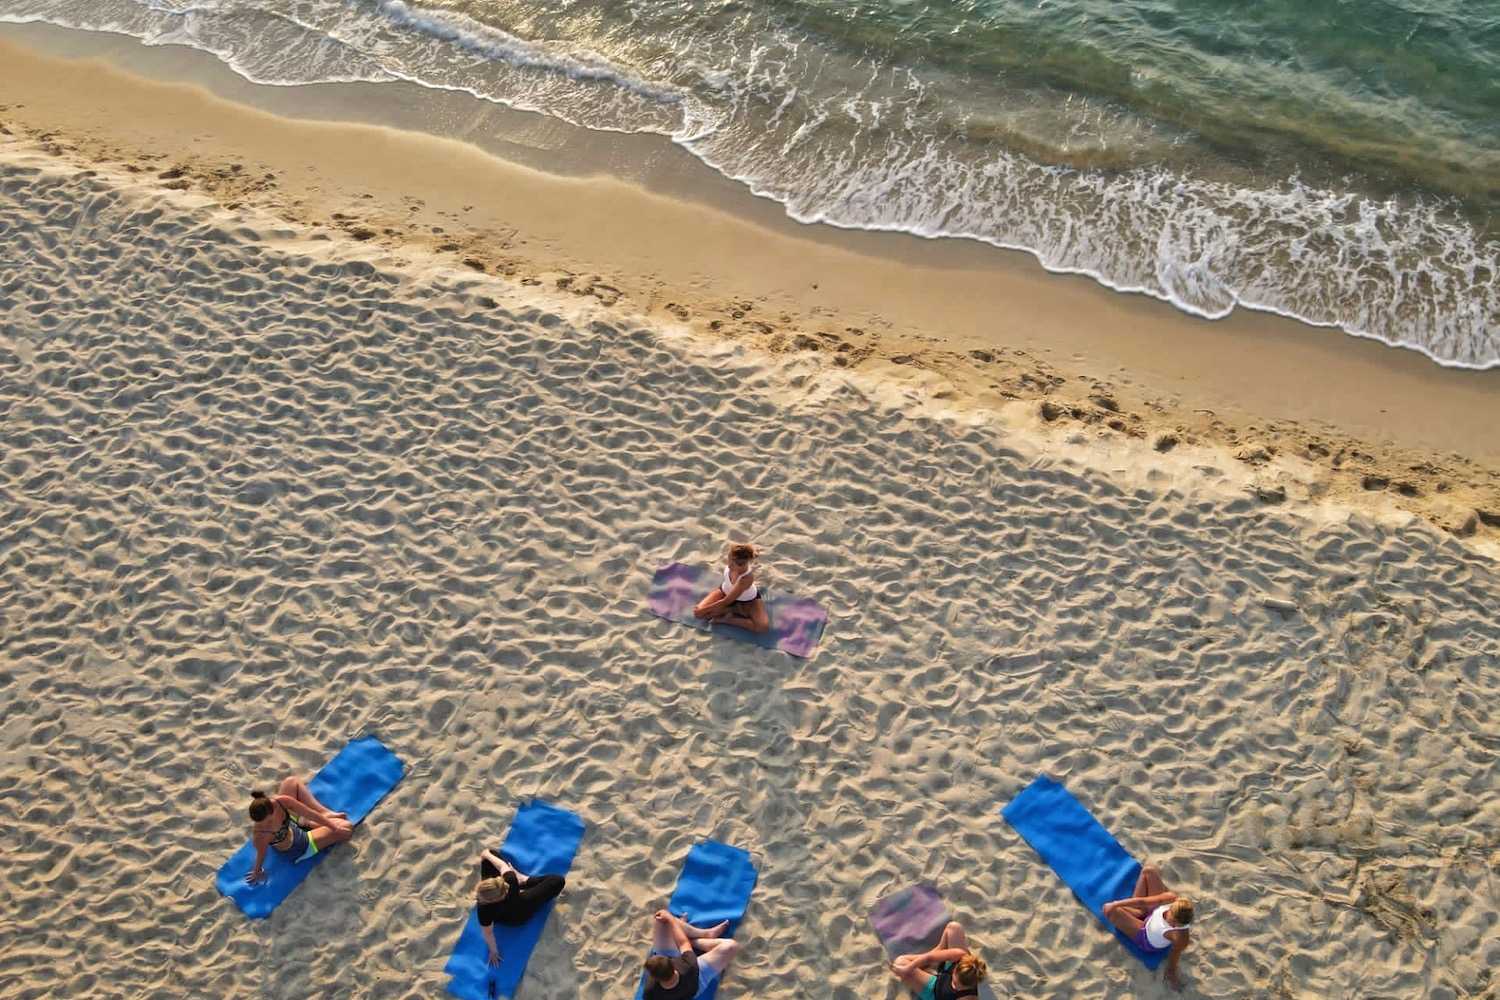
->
xmin=1163 ymin=930 xmax=1190 ymax=990
xmin=1102 ymin=891 xmax=1177 ymax=915
xmin=246 ymin=838 xmax=269 ymax=884
xmin=480 ymin=849 xmax=529 ymax=884
xmin=892 ymin=945 xmax=967 ymax=974
xmin=722 ymin=571 xmax=752 ymax=602
xmin=654 ymin=910 xmax=693 ymax=953
xmin=918 ymin=947 xmax=970 ymax=967
xmin=697 ymin=583 xmax=738 ymax=615
xmin=481 ymin=922 xmax=502 ymax=966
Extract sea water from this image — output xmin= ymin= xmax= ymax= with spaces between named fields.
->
xmin=5 ymin=0 xmax=1497 ymax=366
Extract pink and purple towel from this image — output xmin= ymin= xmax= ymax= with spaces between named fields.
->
xmin=870 ymin=883 xmax=952 ymax=958
xmin=647 ymin=562 xmax=827 ymax=658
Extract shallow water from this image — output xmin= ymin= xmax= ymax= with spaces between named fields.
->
xmin=3 ymin=0 xmax=1498 ymax=365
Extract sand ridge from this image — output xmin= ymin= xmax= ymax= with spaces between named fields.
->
xmin=2 ymin=155 xmax=1498 ymax=999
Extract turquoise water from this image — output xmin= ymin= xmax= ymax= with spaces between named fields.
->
xmin=786 ymin=0 xmax=1500 ymax=197
xmin=4 ymin=0 xmax=1497 ymax=365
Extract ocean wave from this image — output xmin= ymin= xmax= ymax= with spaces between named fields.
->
xmin=3 ymin=0 xmax=1496 ymax=368
xmin=367 ymin=0 xmax=686 ymax=107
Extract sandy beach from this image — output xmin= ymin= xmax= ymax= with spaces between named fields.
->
xmin=2 ymin=25 xmax=1499 ymax=1000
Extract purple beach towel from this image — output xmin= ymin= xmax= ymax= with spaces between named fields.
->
xmin=870 ymin=884 xmax=951 ymax=958
xmin=647 ymin=562 xmax=828 ymax=658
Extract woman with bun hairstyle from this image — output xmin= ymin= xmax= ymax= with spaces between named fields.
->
xmin=244 ymin=776 xmax=354 ymax=884
xmin=890 ymin=920 xmax=989 ymax=1000
xmin=692 ymin=542 xmax=769 ymax=634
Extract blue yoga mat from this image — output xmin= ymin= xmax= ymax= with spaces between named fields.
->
xmin=634 ymin=841 xmax=758 ymax=1000
xmin=1000 ymin=775 xmax=1166 ymax=969
xmin=444 ymin=800 xmax=587 ymax=1000
xmin=214 ymin=735 xmax=406 ymax=919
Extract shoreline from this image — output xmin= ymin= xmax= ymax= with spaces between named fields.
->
xmin=3 ymin=23 xmax=1499 ymax=550
xmin=3 ymin=24 xmax=1500 ymax=1000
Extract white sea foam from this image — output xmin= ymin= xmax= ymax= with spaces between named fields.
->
xmin=3 ymin=0 xmax=1496 ymax=368
xmin=368 ymin=0 xmax=685 ymax=106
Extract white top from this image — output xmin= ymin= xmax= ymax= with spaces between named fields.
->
xmin=1144 ymin=905 xmax=1189 ymax=950
xmin=722 ymin=564 xmax=758 ymax=601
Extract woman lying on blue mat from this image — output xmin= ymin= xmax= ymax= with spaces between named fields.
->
xmin=1102 ymin=864 xmax=1194 ymax=991
xmin=245 ymin=777 xmax=354 ymax=883
xmin=890 ymin=920 xmax=989 ymax=1000
xmin=692 ymin=542 xmax=769 ymax=634
xmin=474 ymin=848 xmax=568 ymax=965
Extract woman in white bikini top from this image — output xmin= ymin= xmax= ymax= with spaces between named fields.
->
xmin=1141 ymin=902 xmax=1192 ymax=950
xmin=721 ymin=562 xmax=759 ymax=602
xmin=691 ymin=542 xmax=770 ymax=634
xmin=1101 ymin=864 xmax=1194 ymax=991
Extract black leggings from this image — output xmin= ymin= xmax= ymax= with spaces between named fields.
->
xmin=480 ymin=857 xmax=567 ymax=926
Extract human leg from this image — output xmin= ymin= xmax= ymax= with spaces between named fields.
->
xmin=296 ymin=821 xmax=352 ymax=861
xmin=650 ymin=914 xmax=677 ymax=954
xmin=716 ymin=599 xmax=768 ymax=633
xmin=1138 ymin=864 xmax=1167 ymax=898
xmin=693 ymin=589 xmax=731 ymax=620
xmin=937 ymin=920 xmax=969 ymax=952
xmin=1104 ymin=904 xmax=1146 ymax=938
xmin=277 ymin=775 xmax=347 ymax=820
xmin=890 ymin=960 xmax=938 ymax=998
xmin=694 ymin=938 xmax=738 ymax=982
xmin=500 ymin=875 xmax=566 ymax=924
xmin=677 ymin=916 xmax=729 ymax=940
xmin=1111 ymin=864 xmax=1164 ymax=918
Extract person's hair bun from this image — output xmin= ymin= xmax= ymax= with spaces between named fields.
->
xmin=247 ymin=790 xmax=274 ymax=821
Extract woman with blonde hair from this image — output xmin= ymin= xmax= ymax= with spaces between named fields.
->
xmin=1102 ymin=864 xmax=1194 ymax=990
xmin=692 ymin=542 xmax=769 ymax=634
xmin=472 ymin=848 xmax=567 ymax=966
xmin=890 ymin=920 xmax=989 ymax=999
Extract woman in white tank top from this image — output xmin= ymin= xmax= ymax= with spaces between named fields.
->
xmin=1101 ymin=864 xmax=1194 ymax=991
xmin=691 ymin=542 xmax=770 ymax=634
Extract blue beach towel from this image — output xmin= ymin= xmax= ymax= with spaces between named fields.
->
xmin=444 ymin=800 xmax=587 ymax=1000
xmin=214 ymin=735 xmax=405 ymax=919
xmin=635 ymin=841 xmax=758 ymax=1000
xmin=1000 ymin=775 xmax=1166 ymax=969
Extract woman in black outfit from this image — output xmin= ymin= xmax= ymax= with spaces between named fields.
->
xmin=890 ymin=920 xmax=989 ymax=1000
xmin=474 ymin=847 xmax=567 ymax=965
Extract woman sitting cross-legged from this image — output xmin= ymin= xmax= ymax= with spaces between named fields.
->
xmin=890 ymin=920 xmax=989 ymax=1000
xmin=245 ymin=777 xmax=354 ymax=884
xmin=1102 ymin=863 xmax=1194 ymax=991
xmin=692 ymin=542 xmax=769 ymax=634
xmin=641 ymin=909 xmax=738 ymax=1000
xmin=473 ymin=848 xmax=567 ymax=966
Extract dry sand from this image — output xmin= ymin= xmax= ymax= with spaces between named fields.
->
xmin=2 ymin=26 xmax=1499 ymax=1000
